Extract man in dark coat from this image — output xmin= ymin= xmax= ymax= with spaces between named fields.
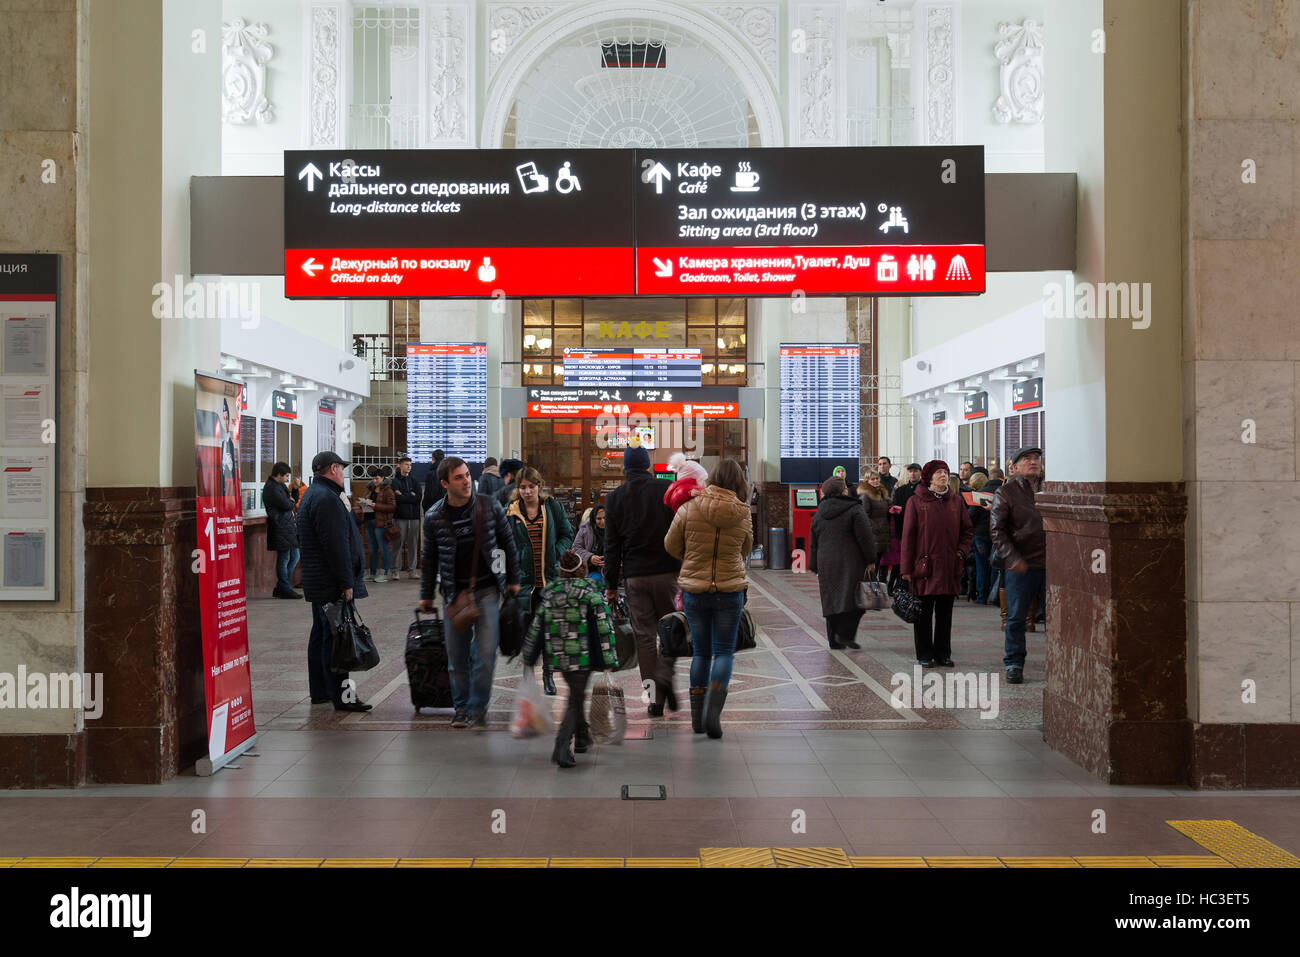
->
xmin=603 ymin=444 xmax=681 ymax=716
xmin=296 ymin=451 xmax=371 ymax=712
xmin=496 ymin=457 xmax=525 ymax=506
xmin=810 ymin=475 xmax=876 ymax=649
xmin=420 ymin=449 xmax=446 ymax=513
xmin=876 ymin=456 xmax=898 ymax=495
xmin=478 ymin=457 xmax=504 ymax=500
xmin=389 ymin=455 xmax=422 ymax=579
xmin=990 ymin=447 xmax=1045 ymax=684
xmin=263 ymin=461 xmax=300 ymax=599
xmin=891 ymin=463 xmax=922 ymax=536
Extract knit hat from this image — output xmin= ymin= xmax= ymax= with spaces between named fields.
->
xmin=558 ymin=549 xmax=586 ymax=578
xmin=624 ymin=445 xmax=651 ymax=472
xmin=921 ymin=459 xmax=950 ymax=485
xmin=668 ymin=452 xmax=707 ymax=485
xmin=500 ymin=458 xmax=525 ymax=479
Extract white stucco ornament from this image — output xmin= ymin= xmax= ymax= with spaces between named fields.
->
xmin=222 ymin=18 xmax=274 ymax=124
xmin=993 ymin=18 xmax=1043 ymax=125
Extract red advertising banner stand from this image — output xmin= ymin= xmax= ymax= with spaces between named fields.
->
xmin=193 ymin=371 xmax=259 ymax=775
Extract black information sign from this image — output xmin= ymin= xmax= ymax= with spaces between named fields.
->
xmin=563 ymin=348 xmax=702 ymax=388
xmin=284 ymin=147 xmax=986 ymax=300
xmin=932 ymin=410 xmax=947 ymax=424
xmin=1012 ymin=377 xmax=1043 ymax=411
xmin=406 ymin=343 xmax=488 ymax=465
xmin=963 ymin=392 xmax=989 ymax=421
xmin=272 ymin=390 xmax=298 ymax=419
xmin=284 ymin=150 xmax=634 ymax=299
xmin=779 ymin=343 xmax=860 ymax=484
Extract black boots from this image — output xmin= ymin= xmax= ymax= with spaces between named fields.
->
xmin=574 ymin=720 xmax=592 ymax=753
xmin=552 ymin=713 xmax=576 ymax=767
xmin=647 ymin=681 xmax=677 ymax=717
xmin=689 ymin=687 xmax=706 ymax=734
xmin=542 ymin=663 xmax=557 ymax=696
xmin=703 ymin=680 xmax=727 ymax=739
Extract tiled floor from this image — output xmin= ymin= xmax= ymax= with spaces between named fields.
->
xmin=4 ymin=569 xmax=1298 ymax=863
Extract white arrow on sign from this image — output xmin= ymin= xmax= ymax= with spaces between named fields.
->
xmin=644 ymin=161 xmax=671 ymax=193
xmin=637 ymin=390 xmax=646 ymax=400
xmin=302 ymin=257 xmax=323 ymax=277
xmin=298 ymin=162 xmax=324 ymax=191
xmin=652 ymin=257 xmax=673 ymax=278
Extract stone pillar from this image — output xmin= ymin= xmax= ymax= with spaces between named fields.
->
xmin=0 ymin=0 xmax=89 ymax=787
xmin=1038 ymin=484 xmax=1188 ymax=783
xmin=1037 ymin=0 xmax=1189 ymax=782
xmin=1181 ymin=0 xmax=1300 ymax=788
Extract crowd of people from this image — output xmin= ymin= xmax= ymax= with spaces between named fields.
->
xmin=286 ymin=445 xmax=753 ymax=765
xmin=279 ymin=441 xmax=1045 ymax=759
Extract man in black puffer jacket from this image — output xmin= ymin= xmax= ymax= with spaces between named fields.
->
xmin=263 ymin=461 xmax=300 ymax=599
xmin=419 ymin=456 xmax=520 ymax=730
xmin=603 ymin=444 xmax=682 ymax=716
xmin=297 ymin=451 xmax=371 ymax=712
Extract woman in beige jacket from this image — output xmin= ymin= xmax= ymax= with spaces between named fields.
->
xmin=664 ymin=458 xmax=753 ymax=738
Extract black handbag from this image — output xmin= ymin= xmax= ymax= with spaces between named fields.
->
xmin=657 ymin=611 xmax=692 ymax=657
xmin=327 ymin=599 xmax=380 ymax=673
xmin=735 ymin=606 xmax=757 ymax=651
xmin=891 ymin=582 xmax=923 ymax=625
xmin=498 ymin=594 xmax=524 ymax=658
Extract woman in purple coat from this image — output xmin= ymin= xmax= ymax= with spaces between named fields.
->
xmin=900 ymin=460 xmax=973 ymax=668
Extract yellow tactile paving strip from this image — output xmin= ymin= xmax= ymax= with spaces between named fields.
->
xmin=3 ymin=818 xmax=1293 ymax=869
xmin=1166 ymin=820 xmax=1300 ymax=868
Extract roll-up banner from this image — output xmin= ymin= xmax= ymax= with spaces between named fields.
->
xmin=193 ymin=371 xmax=258 ymax=774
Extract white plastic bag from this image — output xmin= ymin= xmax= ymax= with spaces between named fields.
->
xmin=589 ymin=672 xmax=627 ymax=745
xmin=511 ymin=666 xmax=555 ymax=738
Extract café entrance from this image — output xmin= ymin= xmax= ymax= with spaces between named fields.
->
xmin=520 ymin=296 xmax=751 ymax=514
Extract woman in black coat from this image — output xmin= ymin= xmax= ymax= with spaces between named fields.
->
xmin=263 ymin=462 xmax=300 ymax=599
xmin=810 ymin=475 xmax=877 ymax=649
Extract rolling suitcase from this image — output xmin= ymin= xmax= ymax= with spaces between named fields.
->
xmin=405 ymin=609 xmax=453 ymax=711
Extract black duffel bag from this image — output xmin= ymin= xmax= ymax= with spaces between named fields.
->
xmin=657 ymin=610 xmax=691 ymax=658
xmin=326 ymin=600 xmax=380 ymax=673
xmin=609 ymin=598 xmax=637 ymax=671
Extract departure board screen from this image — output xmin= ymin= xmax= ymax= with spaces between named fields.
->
xmin=563 ymin=348 xmax=702 ymax=388
xmin=779 ymin=343 xmax=860 ymax=484
xmin=406 ymin=343 xmax=488 ymax=466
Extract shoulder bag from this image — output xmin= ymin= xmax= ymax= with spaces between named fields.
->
xmin=447 ymin=498 xmax=483 ymax=632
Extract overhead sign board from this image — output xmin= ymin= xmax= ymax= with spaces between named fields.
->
xmin=525 ymin=385 xmax=739 ymax=419
xmin=1012 ymin=376 xmax=1043 ymax=411
xmin=963 ymin=391 xmax=989 ymax=420
xmin=634 ymin=146 xmax=985 ymax=296
xmin=778 ymin=343 xmax=860 ymax=484
xmin=272 ymin=390 xmax=297 ymax=419
xmin=562 ymin=347 xmax=702 ymax=388
xmin=284 ymin=147 xmax=985 ymax=299
xmin=284 ymin=150 xmax=635 ymax=298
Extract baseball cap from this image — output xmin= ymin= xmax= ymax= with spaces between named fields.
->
xmin=312 ymin=450 xmax=349 ymax=473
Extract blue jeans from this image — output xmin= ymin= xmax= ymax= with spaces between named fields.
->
xmin=683 ymin=590 xmax=746 ymax=690
xmin=971 ymin=535 xmax=991 ymax=604
xmin=364 ymin=520 xmax=389 ymax=574
xmin=444 ymin=585 xmax=501 ymax=715
xmin=275 ymin=547 xmax=300 ymax=592
xmin=1003 ymin=567 xmax=1046 ymax=669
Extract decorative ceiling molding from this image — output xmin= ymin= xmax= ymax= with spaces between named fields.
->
xmin=702 ymin=4 xmax=780 ymax=85
xmin=426 ymin=3 xmax=474 ymax=146
xmin=789 ymin=4 xmax=844 ymax=146
xmin=924 ymin=5 xmax=954 ymax=145
xmin=993 ymin=18 xmax=1044 ymax=125
xmin=222 ymin=17 xmax=274 ymax=124
xmin=487 ymin=4 xmax=568 ymax=82
xmin=307 ymin=2 xmax=345 ymax=147
xmin=481 ymin=1 xmax=784 ymax=148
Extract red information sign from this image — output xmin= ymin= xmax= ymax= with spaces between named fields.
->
xmin=284 ymin=246 xmax=634 ymax=298
xmin=635 ymin=244 xmax=985 ymax=296
xmin=193 ymin=372 xmax=257 ymax=768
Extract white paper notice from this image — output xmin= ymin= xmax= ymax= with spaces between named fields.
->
xmin=208 ymin=701 xmax=230 ymax=760
xmin=2 ymin=314 xmax=49 ymax=375
xmin=1 ymin=455 xmax=49 ymax=519
xmin=2 ymin=530 xmax=46 ymax=588
xmin=1 ymin=383 xmax=49 ymax=445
